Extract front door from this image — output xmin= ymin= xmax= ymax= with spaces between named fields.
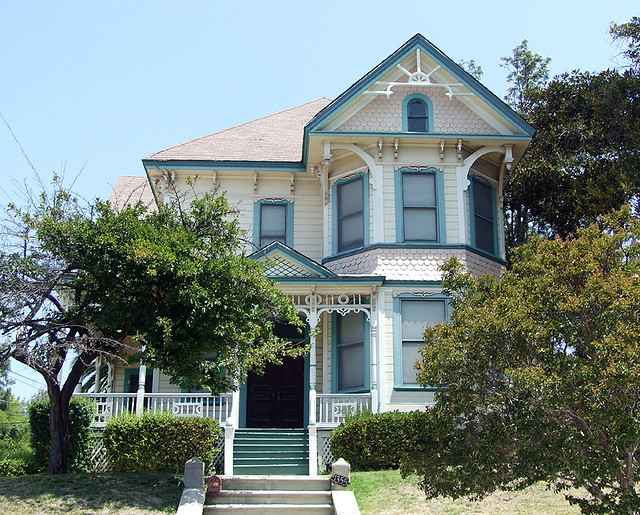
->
xmin=246 ymin=322 xmax=306 ymax=428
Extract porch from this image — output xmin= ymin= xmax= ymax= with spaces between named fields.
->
xmin=74 ymin=391 xmax=372 ymax=430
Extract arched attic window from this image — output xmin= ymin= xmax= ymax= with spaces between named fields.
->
xmin=402 ymin=94 xmax=434 ymax=133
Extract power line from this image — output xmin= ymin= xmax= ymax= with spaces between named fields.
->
xmin=8 ymin=370 xmax=44 ymax=386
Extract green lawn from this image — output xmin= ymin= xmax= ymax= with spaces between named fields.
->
xmin=351 ymin=470 xmax=583 ymax=514
xmin=0 ymin=469 xmax=586 ymax=514
xmin=0 ymin=472 xmax=182 ymax=514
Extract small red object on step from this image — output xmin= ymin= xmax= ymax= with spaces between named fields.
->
xmin=207 ymin=475 xmax=222 ymax=493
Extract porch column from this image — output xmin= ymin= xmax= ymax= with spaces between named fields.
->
xmin=370 ymin=322 xmax=379 ymax=414
xmin=370 ymin=286 xmax=379 ymax=414
xmin=136 ymin=350 xmax=146 ymax=416
xmin=308 ymin=289 xmax=319 ymax=477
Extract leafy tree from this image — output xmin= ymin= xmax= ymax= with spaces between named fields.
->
xmin=506 ymin=68 xmax=640 ymax=244
xmin=404 ymin=207 xmax=640 ymax=514
xmin=0 ymin=177 xmax=301 ymax=473
xmin=611 ymin=17 xmax=640 ymax=69
xmin=500 ymin=38 xmax=551 ymax=114
xmin=457 ymin=59 xmax=483 ymax=80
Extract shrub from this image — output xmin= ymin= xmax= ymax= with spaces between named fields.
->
xmin=28 ymin=397 xmax=96 ymax=473
xmin=0 ymin=457 xmax=32 ymax=477
xmin=329 ymin=410 xmax=435 ymax=471
xmin=103 ymin=412 xmax=223 ymax=473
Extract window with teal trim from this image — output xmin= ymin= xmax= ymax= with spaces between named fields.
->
xmin=254 ymin=200 xmax=293 ymax=248
xmin=336 ymin=176 xmax=365 ymax=252
xmin=395 ymin=167 xmax=444 ymax=243
xmin=403 ymin=172 xmax=436 ymax=241
xmin=470 ymin=176 xmax=496 ymax=255
xmin=402 ymin=94 xmax=433 ymax=133
xmin=334 ymin=312 xmax=368 ymax=392
xmin=394 ymin=297 xmax=447 ymax=387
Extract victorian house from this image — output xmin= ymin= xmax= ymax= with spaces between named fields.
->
xmin=83 ymin=34 xmax=533 ymax=475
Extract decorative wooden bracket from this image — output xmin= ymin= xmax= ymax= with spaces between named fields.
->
xmin=439 ymin=139 xmax=445 ymax=161
xmin=393 ymin=138 xmax=399 ymax=160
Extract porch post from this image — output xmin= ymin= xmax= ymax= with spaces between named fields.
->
xmin=370 ymin=286 xmax=379 ymax=414
xmin=136 ymin=350 xmax=146 ymax=416
xmin=308 ymin=288 xmax=319 ymax=477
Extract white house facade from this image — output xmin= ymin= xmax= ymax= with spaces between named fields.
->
xmin=80 ymin=34 xmax=533 ymax=475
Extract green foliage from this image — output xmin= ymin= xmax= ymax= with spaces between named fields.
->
xmin=1 ymin=176 xmax=301 ymax=473
xmin=501 ymin=38 xmax=551 ymax=114
xmin=0 ymin=394 xmax=30 ymax=462
xmin=611 ymin=17 xmax=640 ymax=69
xmin=28 ymin=398 xmax=95 ymax=473
xmin=504 ymin=19 xmax=640 ymax=250
xmin=0 ymin=458 xmax=32 ymax=477
xmin=103 ymin=412 xmax=222 ymax=473
xmin=506 ymin=68 xmax=640 ymax=244
xmin=407 ymin=208 xmax=640 ymax=514
xmin=329 ymin=410 xmax=434 ymax=471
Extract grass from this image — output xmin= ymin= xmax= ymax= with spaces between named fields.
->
xmin=0 ymin=469 xmax=587 ymax=514
xmin=351 ymin=470 xmax=584 ymax=514
xmin=0 ymin=472 xmax=183 ymax=514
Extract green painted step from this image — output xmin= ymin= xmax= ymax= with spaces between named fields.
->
xmin=232 ymin=429 xmax=309 ymax=476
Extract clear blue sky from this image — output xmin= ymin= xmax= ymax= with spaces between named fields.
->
xmin=2 ymin=0 xmax=637 ymax=400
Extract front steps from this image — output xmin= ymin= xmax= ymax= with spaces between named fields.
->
xmin=204 ymin=476 xmax=332 ymax=514
xmin=233 ymin=428 xmax=309 ymax=475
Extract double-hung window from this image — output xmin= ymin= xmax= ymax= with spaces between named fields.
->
xmin=470 ymin=176 xmax=496 ymax=255
xmin=394 ymin=297 xmax=447 ymax=387
xmin=334 ymin=312 xmax=367 ymax=392
xmin=254 ymin=200 xmax=292 ymax=248
xmin=336 ymin=175 xmax=365 ymax=253
xmin=395 ymin=167 xmax=444 ymax=243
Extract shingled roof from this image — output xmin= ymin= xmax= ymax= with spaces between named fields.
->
xmin=145 ymin=98 xmax=332 ymax=163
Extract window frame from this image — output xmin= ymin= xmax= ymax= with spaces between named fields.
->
xmin=253 ymin=199 xmax=293 ymax=248
xmin=469 ymin=175 xmax=498 ymax=257
xmin=332 ymin=173 xmax=370 ymax=255
xmin=331 ymin=311 xmax=370 ymax=394
xmin=394 ymin=166 xmax=446 ymax=243
xmin=402 ymin=94 xmax=434 ymax=133
xmin=393 ymin=294 xmax=449 ymax=389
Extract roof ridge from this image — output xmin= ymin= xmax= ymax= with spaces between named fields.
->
xmin=146 ymin=98 xmax=332 ymax=159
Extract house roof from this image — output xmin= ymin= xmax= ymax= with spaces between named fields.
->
xmin=109 ymin=176 xmax=156 ymax=211
xmin=145 ymin=98 xmax=332 ymax=163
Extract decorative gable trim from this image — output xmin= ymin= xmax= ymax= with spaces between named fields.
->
xmin=250 ymin=242 xmax=337 ymax=279
xmin=304 ymin=34 xmax=534 ymax=144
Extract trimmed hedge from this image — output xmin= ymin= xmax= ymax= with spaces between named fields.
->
xmin=28 ymin=397 xmax=96 ymax=473
xmin=329 ymin=410 xmax=435 ymax=471
xmin=103 ymin=412 xmax=223 ymax=473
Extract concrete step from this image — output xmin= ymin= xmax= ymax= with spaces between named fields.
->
xmin=203 ymin=504 xmax=332 ymax=514
xmin=204 ymin=476 xmax=333 ymax=514
xmin=207 ymin=490 xmax=331 ymax=505
xmin=220 ymin=476 xmax=330 ymax=492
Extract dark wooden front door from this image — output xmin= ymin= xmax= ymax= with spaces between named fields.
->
xmin=246 ymin=356 xmax=305 ymax=428
xmin=246 ymin=322 xmax=306 ymax=428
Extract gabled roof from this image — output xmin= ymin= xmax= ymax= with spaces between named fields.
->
xmin=145 ymin=98 xmax=332 ymax=163
xmin=306 ymin=33 xmax=534 ymax=138
xmin=109 ymin=176 xmax=156 ymax=211
xmin=250 ymin=242 xmax=336 ymax=279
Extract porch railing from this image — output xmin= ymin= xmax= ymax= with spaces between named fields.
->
xmin=73 ymin=392 xmax=234 ymax=428
xmin=316 ymin=393 xmax=371 ymax=427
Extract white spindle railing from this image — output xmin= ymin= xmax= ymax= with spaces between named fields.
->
xmin=316 ymin=393 xmax=371 ymax=427
xmin=74 ymin=392 xmax=234 ymax=428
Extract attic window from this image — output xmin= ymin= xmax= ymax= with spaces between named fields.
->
xmin=407 ymin=100 xmax=427 ymax=131
xmin=403 ymin=94 xmax=434 ymax=133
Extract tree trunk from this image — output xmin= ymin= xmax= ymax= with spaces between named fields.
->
xmin=47 ymin=386 xmax=71 ymax=474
